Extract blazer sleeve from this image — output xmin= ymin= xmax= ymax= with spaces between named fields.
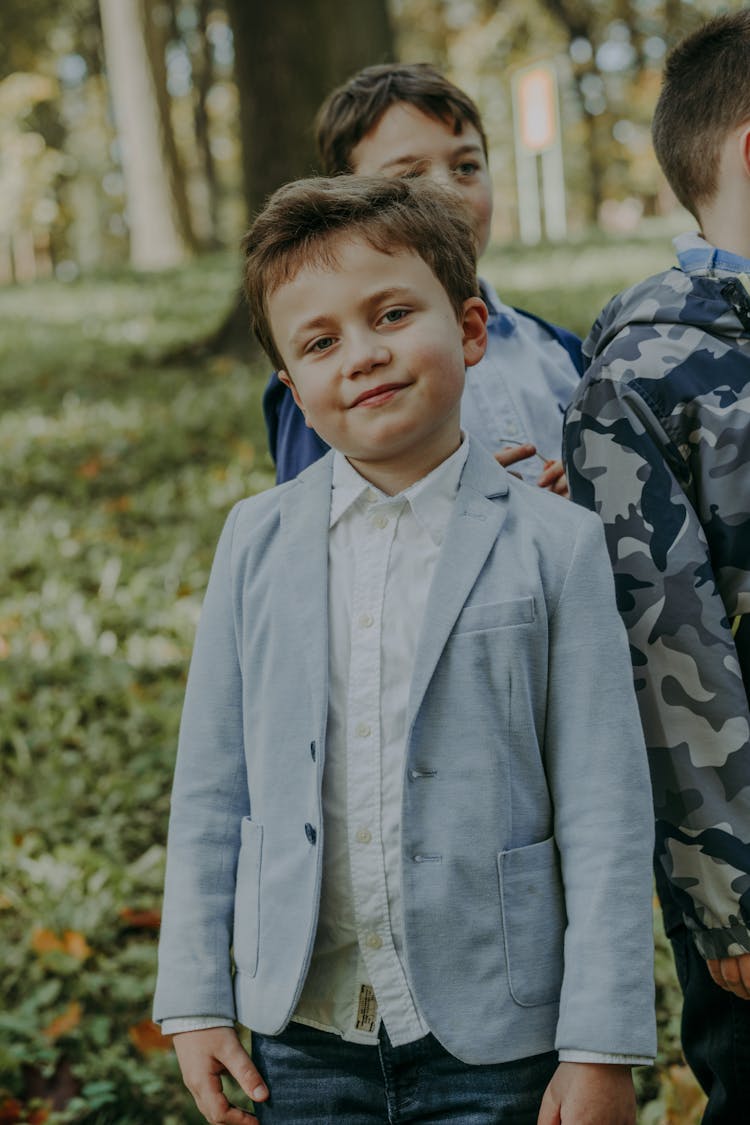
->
xmin=544 ymin=510 xmax=657 ymax=1057
xmin=153 ymin=502 xmax=250 ymax=1022
xmin=565 ymin=370 xmax=750 ymax=959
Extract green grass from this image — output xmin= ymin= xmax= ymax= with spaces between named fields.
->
xmin=0 ymin=235 xmax=703 ymax=1123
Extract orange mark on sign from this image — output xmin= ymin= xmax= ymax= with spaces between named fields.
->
xmin=517 ymin=66 xmax=557 ymax=153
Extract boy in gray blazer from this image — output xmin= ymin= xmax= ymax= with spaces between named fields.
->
xmin=154 ymin=175 xmax=656 ymax=1124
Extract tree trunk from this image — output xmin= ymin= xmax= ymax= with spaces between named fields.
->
xmin=98 ymin=0 xmax=189 ymax=270
xmin=140 ymin=0 xmax=198 ymax=252
xmin=192 ymin=0 xmax=221 ymax=248
xmin=200 ymin=0 xmax=395 ymax=357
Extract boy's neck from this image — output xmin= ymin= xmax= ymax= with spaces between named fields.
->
xmin=346 ymin=432 xmax=464 ymax=496
xmin=698 ymin=150 xmax=750 ymax=258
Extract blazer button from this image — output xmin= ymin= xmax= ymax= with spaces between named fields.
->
xmin=310 ymin=740 xmax=316 ymax=761
xmin=305 ymin=822 xmax=317 ymax=845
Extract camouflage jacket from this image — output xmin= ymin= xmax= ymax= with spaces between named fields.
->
xmin=563 ymin=257 xmax=750 ymax=959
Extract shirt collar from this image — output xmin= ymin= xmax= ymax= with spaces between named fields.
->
xmin=674 ymin=231 xmax=750 ymax=276
xmin=478 ymin=275 xmax=519 ymax=337
xmin=330 ymin=438 xmax=469 ymax=544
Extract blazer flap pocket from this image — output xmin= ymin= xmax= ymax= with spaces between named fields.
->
xmin=452 ymin=596 xmax=535 ymax=635
xmin=497 ymin=836 xmax=565 ymax=1008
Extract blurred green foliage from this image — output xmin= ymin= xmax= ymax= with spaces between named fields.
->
xmin=0 ymin=239 xmax=704 ymax=1122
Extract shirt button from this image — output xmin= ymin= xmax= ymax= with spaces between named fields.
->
xmin=358 ymin=613 xmax=374 ymax=629
xmin=355 ymin=722 xmax=371 ymax=738
xmin=366 ymin=933 xmax=382 ymax=950
xmin=371 ymin=514 xmax=389 ymax=529
xmin=355 ymin=828 xmax=372 ymax=845
xmin=505 ymin=422 xmax=518 ymax=436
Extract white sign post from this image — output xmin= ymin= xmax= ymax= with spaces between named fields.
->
xmin=512 ymin=62 xmax=567 ymax=244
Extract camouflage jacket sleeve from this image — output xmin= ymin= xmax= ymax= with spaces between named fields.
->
xmin=564 ymin=352 xmax=750 ymax=960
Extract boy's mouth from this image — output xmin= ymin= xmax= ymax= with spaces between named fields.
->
xmin=350 ymin=382 xmax=409 ymax=408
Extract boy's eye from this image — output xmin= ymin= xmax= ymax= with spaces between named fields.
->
xmin=454 ymin=161 xmax=480 ymax=178
xmin=309 ymin=336 xmax=335 ymax=353
xmin=381 ymin=308 xmax=409 ymax=324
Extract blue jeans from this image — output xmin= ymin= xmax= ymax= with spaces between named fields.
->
xmin=670 ymin=922 xmax=750 ymax=1125
xmin=250 ymin=1020 xmax=557 ymax=1124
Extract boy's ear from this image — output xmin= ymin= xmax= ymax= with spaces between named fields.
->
xmin=278 ymin=370 xmax=313 ymax=429
xmin=740 ymin=122 xmax=750 ymax=180
xmin=461 ymin=297 xmax=488 ymax=369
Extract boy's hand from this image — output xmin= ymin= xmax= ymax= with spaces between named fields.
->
xmin=537 ymin=1062 xmax=636 ymax=1125
xmin=495 ymin=446 xmax=569 ymax=497
xmin=707 ymin=951 xmax=750 ymax=999
xmin=173 ymin=1027 xmax=269 ymax=1124
xmin=537 ymin=459 xmax=569 ymax=497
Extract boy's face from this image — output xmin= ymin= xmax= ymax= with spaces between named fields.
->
xmin=351 ymin=104 xmax=493 ymax=257
xmin=271 ymin=236 xmax=487 ymax=493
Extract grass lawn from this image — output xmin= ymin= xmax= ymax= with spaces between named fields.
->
xmin=0 ymin=230 xmax=705 ymax=1123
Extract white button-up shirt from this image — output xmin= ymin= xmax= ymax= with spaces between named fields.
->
xmin=460 ymin=279 xmax=580 ymax=482
xmin=293 ymin=441 xmax=469 ymax=1045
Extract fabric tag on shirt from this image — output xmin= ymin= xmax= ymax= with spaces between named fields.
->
xmin=355 ymin=984 xmax=378 ymax=1032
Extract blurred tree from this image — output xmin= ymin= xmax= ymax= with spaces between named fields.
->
xmin=530 ymin=0 xmax=734 ymax=222
xmin=98 ymin=0 xmax=193 ymax=269
xmin=141 ymin=0 xmax=198 ymax=252
xmin=190 ymin=0 xmax=221 ymax=246
xmin=200 ymin=0 xmax=395 ymax=354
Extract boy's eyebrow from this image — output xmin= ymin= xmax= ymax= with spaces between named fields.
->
xmin=288 ymin=287 xmax=419 ymax=346
xmin=290 ymin=285 xmax=420 ymax=337
xmin=379 ymin=142 xmax=484 ymax=171
xmin=289 ymin=315 xmax=336 ymax=345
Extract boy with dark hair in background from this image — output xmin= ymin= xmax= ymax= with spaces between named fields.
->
xmin=564 ymin=12 xmax=750 ymax=1122
xmin=263 ymin=62 xmax=582 ymax=492
xmin=154 ymin=174 xmax=656 ymax=1124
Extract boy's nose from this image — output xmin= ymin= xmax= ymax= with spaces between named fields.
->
xmin=341 ymin=338 xmax=391 ymax=379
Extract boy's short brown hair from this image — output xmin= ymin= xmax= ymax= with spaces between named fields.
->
xmin=652 ymin=10 xmax=750 ymax=218
xmin=315 ymin=62 xmax=488 ymax=175
xmin=243 ymin=175 xmax=479 ymax=372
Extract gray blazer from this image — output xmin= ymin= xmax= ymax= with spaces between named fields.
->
xmin=153 ymin=441 xmax=656 ymax=1064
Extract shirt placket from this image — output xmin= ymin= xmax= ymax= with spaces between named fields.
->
xmin=345 ymin=495 xmax=423 ymax=1042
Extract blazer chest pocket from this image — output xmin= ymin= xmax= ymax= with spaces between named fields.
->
xmin=498 ymin=836 xmax=566 ymax=1007
xmin=233 ymin=818 xmax=263 ymax=978
xmin=451 ymin=597 xmax=535 ymax=636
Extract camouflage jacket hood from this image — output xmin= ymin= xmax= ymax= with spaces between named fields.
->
xmin=583 ymin=266 xmax=750 ymax=365
xmin=564 ymin=261 xmax=750 ymax=960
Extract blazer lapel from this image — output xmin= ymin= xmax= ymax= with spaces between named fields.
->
xmin=406 ymin=444 xmax=510 ymax=730
xmin=278 ymin=454 xmax=334 ymax=738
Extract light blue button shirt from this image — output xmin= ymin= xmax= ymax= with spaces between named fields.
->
xmin=459 ymin=279 xmax=580 ymax=483
xmin=674 ymin=231 xmax=750 ymax=275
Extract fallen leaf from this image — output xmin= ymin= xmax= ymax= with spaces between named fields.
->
xmin=42 ymin=1001 xmax=82 ymax=1041
xmin=129 ymin=1019 xmax=173 ymax=1054
xmin=104 ymin=495 xmax=132 ymax=512
xmin=0 ymin=1099 xmax=22 ymax=1124
xmin=31 ymin=928 xmax=63 ymax=955
xmin=77 ymin=456 xmax=103 ymax=479
xmin=119 ymin=907 xmax=161 ymax=929
xmin=62 ymin=931 xmax=91 ymax=961
xmin=665 ymin=1063 xmax=707 ymax=1124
